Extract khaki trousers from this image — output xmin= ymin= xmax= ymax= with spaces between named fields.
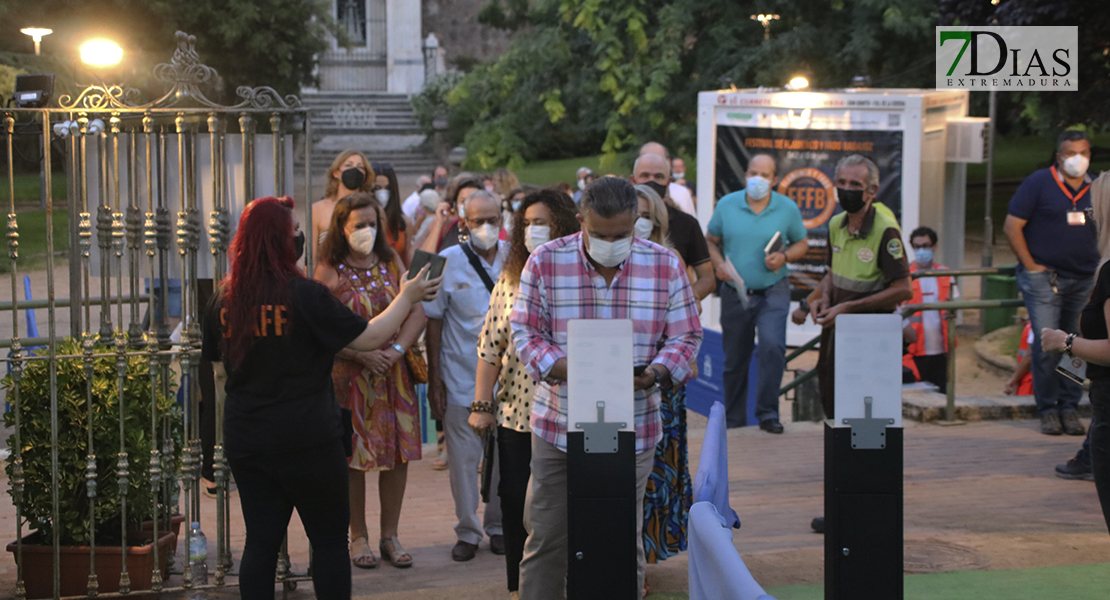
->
xmin=518 ymin=433 xmax=654 ymax=600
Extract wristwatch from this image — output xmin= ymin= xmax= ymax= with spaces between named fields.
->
xmin=1065 ymin=333 xmax=1076 ymax=357
xmin=651 ymin=366 xmax=672 ymax=391
xmin=390 ymin=343 xmax=405 ymax=355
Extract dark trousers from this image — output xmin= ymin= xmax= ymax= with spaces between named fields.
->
xmin=229 ymin=439 xmax=351 ymax=600
xmin=1089 ymin=379 xmax=1110 ymax=535
xmin=913 ymin=354 xmax=948 ymax=392
xmin=498 ymin=426 xmax=532 ymax=592
xmin=720 ymin=280 xmax=790 ymax=427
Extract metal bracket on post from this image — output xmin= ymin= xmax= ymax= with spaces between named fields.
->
xmin=574 ymin=401 xmax=626 ymax=454
xmin=840 ymin=397 xmax=895 ymax=450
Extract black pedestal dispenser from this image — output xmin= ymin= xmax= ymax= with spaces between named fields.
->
xmin=825 ymin=397 xmax=903 ymax=599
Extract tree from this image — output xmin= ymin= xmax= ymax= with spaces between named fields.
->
xmin=425 ymin=0 xmax=939 ymax=169
xmin=0 ymin=0 xmax=336 ymax=103
xmin=939 ymin=0 xmax=1110 ymax=136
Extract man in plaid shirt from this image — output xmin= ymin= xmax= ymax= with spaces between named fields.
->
xmin=510 ymin=177 xmax=702 ymax=600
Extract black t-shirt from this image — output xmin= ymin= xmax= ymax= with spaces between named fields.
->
xmin=665 ymin=204 xmax=711 ymax=268
xmin=1081 ymin=261 xmax=1110 ymax=381
xmin=202 ymin=277 xmax=368 ymax=458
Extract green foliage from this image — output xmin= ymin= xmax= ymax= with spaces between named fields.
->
xmin=0 ymin=0 xmax=337 ymax=103
xmin=0 ymin=63 xmax=26 ymax=105
xmin=4 ymin=338 xmax=180 ymax=546
xmin=0 ymin=205 xmax=71 ymax=274
xmin=436 ymin=0 xmax=940 ymax=168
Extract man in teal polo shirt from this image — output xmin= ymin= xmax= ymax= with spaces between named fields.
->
xmin=707 ymin=154 xmax=809 ymax=431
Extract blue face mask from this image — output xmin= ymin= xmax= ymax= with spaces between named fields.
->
xmin=746 ymin=176 xmax=770 ymax=200
xmin=914 ymin=247 xmax=934 ymax=265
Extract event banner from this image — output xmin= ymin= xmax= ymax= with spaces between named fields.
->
xmin=714 ymin=126 xmax=904 ymax=298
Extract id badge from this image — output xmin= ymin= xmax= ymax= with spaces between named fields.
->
xmin=1067 ymin=210 xmax=1086 ymax=225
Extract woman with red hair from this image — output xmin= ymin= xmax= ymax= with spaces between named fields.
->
xmin=202 ymin=196 xmax=441 ymax=600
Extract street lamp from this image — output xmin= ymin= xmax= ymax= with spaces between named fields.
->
xmin=20 ymin=28 xmax=52 ymax=56
xmin=750 ymin=14 xmax=780 ymax=41
xmin=80 ymin=39 xmax=123 ymax=67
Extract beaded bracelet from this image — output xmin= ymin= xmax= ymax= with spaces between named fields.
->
xmin=469 ymin=400 xmax=495 ymax=414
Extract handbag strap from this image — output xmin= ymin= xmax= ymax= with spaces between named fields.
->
xmin=459 ymin=243 xmax=496 ymax=294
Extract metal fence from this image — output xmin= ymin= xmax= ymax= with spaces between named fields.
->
xmin=779 ymin=267 xmax=1025 ymax=422
xmin=2 ymin=32 xmax=312 ymax=599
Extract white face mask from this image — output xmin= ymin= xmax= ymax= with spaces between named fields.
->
xmin=634 ymin=217 xmax=654 ymax=239
xmin=375 ymin=188 xmax=390 ymax=204
xmin=457 ymin=204 xmax=467 ymax=219
xmin=470 ymin=223 xmax=500 ymax=251
xmin=673 ymin=171 xmax=685 ymax=180
xmin=578 ymin=179 xmax=587 ymax=191
xmin=1063 ymin=154 xmax=1090 ymax=178
xmin=502 ymin=212 xmax=514 ymax=236
xmin=348 ymin=226 xmax=377 ymax=255
xmin=525 ymin=225 xmax=550 ymax=253
xmin=586 ymin=234 xmax=633 ymax=268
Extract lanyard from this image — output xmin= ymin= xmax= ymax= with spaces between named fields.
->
xmin=1050 ymin=165 xmax=1091 ymax=207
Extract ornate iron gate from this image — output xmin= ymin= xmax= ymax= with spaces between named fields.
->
xmin=2 ymin=31 xmax=314 ymax=599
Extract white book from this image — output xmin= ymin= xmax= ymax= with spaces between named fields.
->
xmin=764 ymin=231 xmax=784 ymax=256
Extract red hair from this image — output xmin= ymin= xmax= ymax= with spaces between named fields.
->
xmin=221 ymin=196 xmax=302 ymax=369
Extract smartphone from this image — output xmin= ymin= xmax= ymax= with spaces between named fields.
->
xmin=408 ymin=249 xmax=447 ymax=281
xmin=1056 ymin=354 xmax=1087 ymax=385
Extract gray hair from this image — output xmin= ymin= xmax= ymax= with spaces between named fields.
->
xmin=581 ymin=177 xmax=637 ymax=218
xmin=835 ymin=154 xmax=880 ymax=189
xmin=464 ymin=189 xmax=501 ymax=211
xmin=1058 ymin=129 xmax=1090 ymax=153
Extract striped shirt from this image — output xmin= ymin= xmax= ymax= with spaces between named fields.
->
xmin=510 ymin=233 xmax=703 ymax=453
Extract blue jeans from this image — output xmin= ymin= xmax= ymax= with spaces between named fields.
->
xmin=720 ymin=278 xmax=790 ymax=426
xmin=1016 ymin=268 xmax=1094 ymax=416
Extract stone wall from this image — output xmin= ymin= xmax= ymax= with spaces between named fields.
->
xmin=423 ymin=0 xmax=513 ymax=68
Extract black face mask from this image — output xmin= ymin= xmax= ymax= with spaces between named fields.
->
xmin=837 ymin=187 xmax=866 ymax=214
xmin=435 ymin=176 xmax=449 ymax=188
xmin=340 ymin=167 xmax=366 ymax=191
xmin=643 ymin=180 xmax=669 ymax=201
xmin=293 ymin=230 xmax=305 ymax=261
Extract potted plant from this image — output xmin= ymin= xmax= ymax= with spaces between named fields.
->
xmin=4 ymin=338 xmax=182 ymax=598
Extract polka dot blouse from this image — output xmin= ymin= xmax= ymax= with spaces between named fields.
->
xmin=476 ymin=273 xmax=534 ymax=432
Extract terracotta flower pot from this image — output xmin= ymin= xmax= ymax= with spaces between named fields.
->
xmin=132 ymin=514 xmax=187 ymax=553
xmin=7 ymin=530 xmax=175 ymax=599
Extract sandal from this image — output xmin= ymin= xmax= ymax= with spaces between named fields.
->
xmin=351 ymin=536 xmax=379 ymax=569
xmin=379 ymin=536 xmax=413 ymax=568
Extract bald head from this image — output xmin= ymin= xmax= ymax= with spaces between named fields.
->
xmin=745 ymin=154 xmax=777 ymax=182
xmin=633 ymin=153 xmax=671 ymax=185
xmin=639 ymin=142 xmax=670 ymax=160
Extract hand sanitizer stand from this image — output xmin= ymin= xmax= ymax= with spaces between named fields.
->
xmin=825 ymin=314 xmax=904 ymax=599
xmin=566 ymin=320 xmax=638 ymax=599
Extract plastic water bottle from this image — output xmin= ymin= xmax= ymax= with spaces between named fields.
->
xmin=188 ymin=521 xmax=208 ymax=585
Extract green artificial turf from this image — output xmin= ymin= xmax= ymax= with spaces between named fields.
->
xmin=646 ymin=562 xmax=1110 ymax=600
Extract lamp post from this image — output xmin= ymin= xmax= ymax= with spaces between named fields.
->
xmin=20 ymin=28 xmax=52 ymax=56
xmin=750 ymin=14 xmax=780 ymax=41
xmin=422 ymin=33 xmax=440 ymax=82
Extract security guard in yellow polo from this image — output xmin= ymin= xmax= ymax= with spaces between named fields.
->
xmin=809 ymin=155 xmax=912 ymax=420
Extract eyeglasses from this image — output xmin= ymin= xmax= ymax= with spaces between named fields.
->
xmin=911 ymin=243 xmax=933 ymax=250
xmin=466 ymin=216 xmax=501 ymax=227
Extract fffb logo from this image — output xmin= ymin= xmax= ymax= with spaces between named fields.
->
xmin=936 ymin=26 xmax=1077 ymax=91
